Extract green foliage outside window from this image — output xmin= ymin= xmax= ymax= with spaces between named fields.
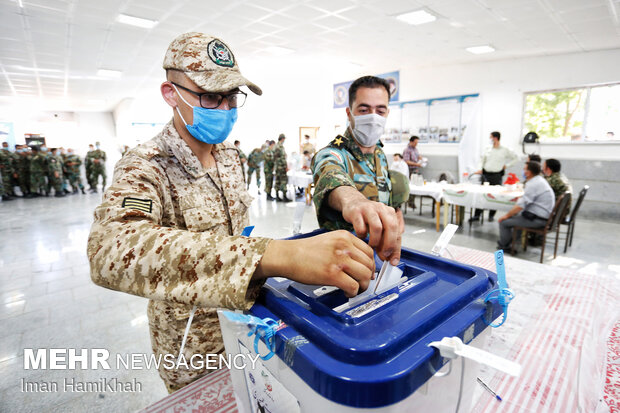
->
xmin=524 ymin=89 xmax=585 ymax=140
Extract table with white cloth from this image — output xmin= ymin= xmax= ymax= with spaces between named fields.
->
xmin=287 ymin=170 xmax=314 ymax=204
xmin=442 ymin=183 xmax=524 ymax=227
xmin=408 ymin=182 xmax=447 ymax=232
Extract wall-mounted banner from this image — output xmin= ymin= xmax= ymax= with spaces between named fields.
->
xmin=0 ymin=121 xmax=15 ymax=148
xmin=333 ymin=71 xmax=400 ymax=108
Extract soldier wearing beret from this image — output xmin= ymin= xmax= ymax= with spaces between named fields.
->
xmin=312 ymin=75 xmax=409 ymax=267
xmin=87 ymin=32 xmax=375 ymax=393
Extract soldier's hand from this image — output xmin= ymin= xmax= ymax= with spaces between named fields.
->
xmin=341 ymin=196 xmax=403 ymax=266
xmin=255 ymin=230 xmax=375 ymax=297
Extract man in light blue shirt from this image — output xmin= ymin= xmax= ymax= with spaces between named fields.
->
xmin=497 ymin=161 xmax=555 ymax=251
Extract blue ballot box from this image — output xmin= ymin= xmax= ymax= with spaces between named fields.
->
xmin=218 ymin=230 xmax=504 ymax=413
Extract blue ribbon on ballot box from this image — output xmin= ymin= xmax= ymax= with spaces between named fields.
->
xmin=483 ymin=250 xmax=515 ymax=328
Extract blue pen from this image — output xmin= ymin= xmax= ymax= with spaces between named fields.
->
xmin=477 ymin=377 xmax=502 ymax=402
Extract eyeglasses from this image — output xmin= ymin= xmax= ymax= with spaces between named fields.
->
xmin=171 ymin=82 xmax=247 ymax=109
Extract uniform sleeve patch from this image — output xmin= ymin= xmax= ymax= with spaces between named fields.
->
xmin=122 ymin=197 xmax=152 ymax=213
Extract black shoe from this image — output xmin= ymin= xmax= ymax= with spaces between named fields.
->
xmin=25 ymin=193 xmax=34 ymax=199
xmin=266 ymin=194 xmax=274 ymax=201
xmin=281 ymin=195 xmax=292 ymax=202
xmin=90 ymin=188 xmax=98 ymax=193
xmin=55 ymin=192 xmax=66 ymax=197
xmin=488 ymin=216 xmax=495 ymax=222
xmin=2 ymin=195 xmax=14 ymax=201
xmin=45 ymin=191 xmax=50 ymax=197
xmin=468 ymin=216 xmax=480 ymax=223
xmin=81 ymin=188 xmax=86 ymax=194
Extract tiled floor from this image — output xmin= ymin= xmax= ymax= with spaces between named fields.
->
xmin=1 ymin=187 xmax=618 ymax=412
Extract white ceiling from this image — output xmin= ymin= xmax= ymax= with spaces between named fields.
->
xmin=1 ymin=0 xmax=619 ymax=112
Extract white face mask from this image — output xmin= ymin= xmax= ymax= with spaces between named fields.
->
xmin=350 ymin=113 xmax=386 ymax=148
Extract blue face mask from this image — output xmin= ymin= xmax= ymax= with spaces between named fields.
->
xmin=41 ymin=147 xmax=48 ymax=152
xmin=173 ymin=85 xmax=237 ymax=144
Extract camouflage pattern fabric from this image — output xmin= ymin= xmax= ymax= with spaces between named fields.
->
xmin=546 ymin=172 xmax=572 ymax=213
xmin=246 ymin=149 xmax=262 ymax=187
xmin=312 ymin=129 xmax=406 ymax=231
xmin=85 ymin=150 xmax=94 ymax=188
xmin=64 ymin=154 xmax=84 ymax=191
xmin=17 ymin=153 xmax=31 ymax=194
xmin=47 ymin=154 xmax=64 ymax=193
xmin=262 ymin=147 xmax=275 ymax=195
xmin=87 ymin=120 xmax=270 ymax=392
xmin=274 ymin=142 xmax=287 ymax=192
xmin=30 ymin=152 xmax=48 ymax=194
xmin=89 ymin=149 xmax=106 ymax=188
xmin=0 ymin=149 xmax=14 ymax=195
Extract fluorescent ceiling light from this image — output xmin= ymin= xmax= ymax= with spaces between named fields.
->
xmin=263 ymin=46 xmax=295 ymax=56
xmin=449 ymin=21 xmax=464 ymax=28
xmin=116 ymin=14 xmax=158 ymax=29
xmin=396 ymin=9 xmax=437 ymax=25
xmin=466 ymin=45 xmax=495 ymax=54
xmin=97 ymin=69 xmax=122 ymax=78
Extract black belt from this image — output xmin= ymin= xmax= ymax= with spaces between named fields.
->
xmin=482 ymin=169 xmax=503 ymax=175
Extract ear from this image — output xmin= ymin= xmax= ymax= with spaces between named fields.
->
xmin=161 ymin=81 xmax=178 ymax=108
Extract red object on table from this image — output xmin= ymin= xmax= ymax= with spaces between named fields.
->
xmin=503 ymin=173 xmax=519 ymax=185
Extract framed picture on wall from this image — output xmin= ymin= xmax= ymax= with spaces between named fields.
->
xmin=25 ymin=134 xmax=46 ymax=148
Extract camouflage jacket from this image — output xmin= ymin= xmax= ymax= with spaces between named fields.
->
xmin=311 ymin=129 xmax=394 ymax=231
xmin=64 ymin=154 xmax=82 ymax=174
xmin=0 ymin=149 xmax=15 ymax=174
xmin=85 ymin=150 xmax=94 ymax=167
xmin=247 ymin=149 xmax=263 ymax=169
xmin=546 ymin=172 xmax=572 ymax=199
xmin=274 ymin=143 xmax=287 ymax=171
xmin=47 ymin=154 xmax=64 ymax=174
xmin=87 ymin=120 xmax=270 ymax=389
xmin=262 ymin=148 xmax=275 ymax=170
xmin=30 ymin=152 xmax=48 ymax=173
xmin=90 ymin=149 xmax=106 ymax=165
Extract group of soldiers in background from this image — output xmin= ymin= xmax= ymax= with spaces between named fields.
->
xmin=0 ymin=141 xmax=106 ymax=201
xmin=234 ymin=133 xmax=291 ymax=202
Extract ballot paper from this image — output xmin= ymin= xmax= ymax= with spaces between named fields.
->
xmin=333 ymin=260 xmax=404 ymax=313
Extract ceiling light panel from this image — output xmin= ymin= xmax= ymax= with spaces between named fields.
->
xmin=466 ymin=45 xmax=496 ymax=54
xmin=116 ymin=14 xmax=158 ymax=29
xmin=396 ymin=9 xmax=437 ymax=25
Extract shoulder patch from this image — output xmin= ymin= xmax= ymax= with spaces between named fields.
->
xmin=328 ymin=149 xmax=344 ymax=164
xmin=122 ymin=197 xmax=152 ymax=213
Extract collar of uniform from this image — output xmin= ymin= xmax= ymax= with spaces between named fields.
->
xmin=341 ymin=128 xmax=384 ymax=162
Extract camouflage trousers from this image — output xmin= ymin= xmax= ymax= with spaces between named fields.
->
xmin=263 ymin=167 xmax=274 ymax=194
xmin=274 ymin=167 xmax=287 ymax=192
xmin=246 ymin=167 xmax=261 ymax=188
xmin=66 ymin=172 xmax=84 ymax=191
xmin=89 ymin=165 xmax=106 ymax=188
xmin=18 ymin=172 xmax=30 ymax=194
xmin=1 ymin=169 xmax=12 ymax=195
xmin=30 ymin=173 xmax=47 ymax=194
xmin=147 ymin=300 xmax=223 ymax=393
xmin=48 ymin=173 xmax=63 ymax=193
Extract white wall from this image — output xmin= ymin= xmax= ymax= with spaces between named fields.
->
xmin=391 ymin=48 xmax=620 ymax=160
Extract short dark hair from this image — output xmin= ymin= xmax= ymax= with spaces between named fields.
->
xmin=304 ymin=134 xmax=310 ymax=139
xmin=394 ymin=153 xmax=403 ymax=159
xmin=528 ymin=154 xmax=542 ymax=163
xmin=526 ymin=161 xmax=541 ymax=176
xmin=269 ymin=140 xmax=275 ymax=145
xmin=348 ymin=76 xmax=391 ymax=108
xmin=278 ymin=134 xmax=285 ymax=142
xmin=410 ymin=136 xmax=419 ymax=142
xmin=545 ymin=158 xmax=561 ymax=173
xmin=234 ymin=140 xmax=240 ymax=145
xmin=303 ymin=150 xmax=310 ymax=155
xmin=490 ymin=131 xmax=501 ymax=140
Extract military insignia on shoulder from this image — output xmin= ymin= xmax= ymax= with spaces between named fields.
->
xmin=333 ymin=137 xmax=343 ymax=147
xmin=122 ymin=197 xmax=152 ymax=213
xmin=207 ymin=39 xmax=235 ymax=68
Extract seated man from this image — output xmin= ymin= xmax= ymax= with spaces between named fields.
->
xmin=312 ymin=75 xmax=409 ymax=266
xmin=497 ymin=161 xmax=555 ymax=252
xmin=543 ymin=158 xmax=572 ymax=199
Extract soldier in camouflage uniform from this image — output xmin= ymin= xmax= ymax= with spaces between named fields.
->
xmin=234 ymin=140 xmax=246 ymax=182
xmin=16 ymin=145 xmax=32 ymax=197
xmin=30 ymin=146 xmax=48 ymax=196
xmin=543 ymin=158 xmax=572 ymax=213
xmin=85 ymin=143 xmax=95 ymax=190
xmin=312 ymin=75 xmax=410 ymax=267
xmin=87 ymin=32 xmax=375 ymax=393
xmin=47 ymin=148 xmax=65 ymax=197
xmin=274 ymin=134 xmax=290 ymax=202
xmin=65 ymin=148 xmax=85 ymax=194
xmin=262 ymin=140 xmax=276 ymax=200
xmin=246 ymin=148 xmax=262 ymax=191
xmin=88 ymin=142 xmax=106 ymax=192
xmin=0 ymin=142 xmax=17 ymax=199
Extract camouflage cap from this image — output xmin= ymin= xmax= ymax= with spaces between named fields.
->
xmin=163 ymin=32 xmax=262 ymax=95
xmin=389 ymin=170 xmax=410 ymax=208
